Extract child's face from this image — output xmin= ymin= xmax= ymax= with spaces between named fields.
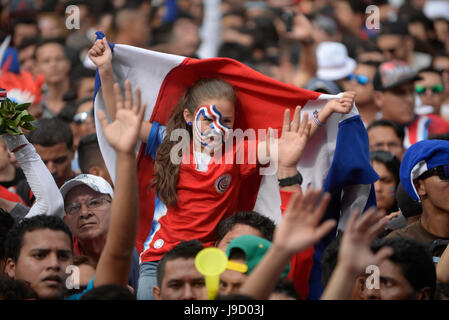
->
xmin=196 ymin=97 xmax=235 ymax=131
xmin=191 ymin=97 xmax=235 ymax=150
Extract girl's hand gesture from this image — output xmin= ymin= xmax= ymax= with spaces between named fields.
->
xmin=274 ymin=106 xmax=311 ymax=169
xmin=88 ymin=37 xmax=112 ymax=69
xmin=97 ymin=81 xmax=146 ymax=154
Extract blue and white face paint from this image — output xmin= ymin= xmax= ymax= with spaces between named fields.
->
xmin=193 ymin=104 xmax=231 ymax=150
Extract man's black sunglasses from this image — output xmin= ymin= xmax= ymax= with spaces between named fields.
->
xmin=417 ymin=164 xmax=449 ymax=181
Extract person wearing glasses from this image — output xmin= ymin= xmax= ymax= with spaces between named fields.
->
xmin=59 ymin=173 xmax=139 ymax=292
xmin=343 ymin=60 xmax=380 ymax=126
xmin=376 ymin=20 xmax=432 ymax=73
xmin=415 ymin=68 xmax=446 ymax=117
xmin=373 ymin=60 xmax=449 ymax=148
xmin=387 ymin=139 xmax=449 ymax=244
xmin=432 ymin=55 xmax=449 ymax=121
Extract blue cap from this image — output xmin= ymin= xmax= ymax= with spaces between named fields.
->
xmin=400 ymin=140 xmax=449 ymax=201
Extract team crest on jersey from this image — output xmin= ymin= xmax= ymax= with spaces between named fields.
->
xmin=215 ymin=174 xmax=232 ymax=193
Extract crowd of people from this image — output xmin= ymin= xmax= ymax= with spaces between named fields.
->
xmin=0 ymin=0 xmax=449 ymax=302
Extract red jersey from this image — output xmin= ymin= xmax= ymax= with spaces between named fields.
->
xmin=140 ymin=137 xmax=259 ymax=262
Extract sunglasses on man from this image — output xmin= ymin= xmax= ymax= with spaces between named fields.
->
xmin=417 ymin=164 xmax=449 ymax=181
xmin=415 ymin=84 xmax=444 ymax=95
xmin=346 ymin=74 xmax=371 ymax=85
xmin=73 ymin=109 xmax=94 ymax=124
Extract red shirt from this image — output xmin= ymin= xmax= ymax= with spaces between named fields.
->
xmin=140 ymin=141 xmax=259 ymax=262
xmin=0 ymin=184 xmax=26 ymax=204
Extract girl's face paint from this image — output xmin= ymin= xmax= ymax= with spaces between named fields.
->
xmin=193 ymin=104 xmax=231 ymax=150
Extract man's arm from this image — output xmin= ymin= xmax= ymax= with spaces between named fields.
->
xmin=1 ymin=134 xmax=64 ymax=218
xmin=436 ymin=244 xmax=449 ymax=283
xmin=239 ymin=189 xmax=336 ymax=299
xmin=94 ymin=81 xmax=145 ymax=287
xmin=321 ymin=208 xmax=392 ymax=300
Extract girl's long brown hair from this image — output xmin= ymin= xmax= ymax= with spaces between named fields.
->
xmin=153 ymin=79 xmax=237 ymax=207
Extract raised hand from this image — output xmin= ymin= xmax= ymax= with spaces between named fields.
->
xmin=88 ymin=37 xmax=112 ymax=69
xmin=97 ymin=80 xmax=146 ymax=154
xmin=273 ymin=189 xmax=336 ymax=256
xmin=274 ymin=106 xmax=311 ymax=169
xmin=338 ymin=207 xmax=393 ymax=275
xmin=325 ymin=91 xmax=356 ymax=115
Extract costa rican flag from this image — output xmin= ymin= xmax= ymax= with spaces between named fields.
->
xmin=0 ymin=89 xmax=6 ymax=101
xmin=92 ymin=31 xmax=378 ymax=299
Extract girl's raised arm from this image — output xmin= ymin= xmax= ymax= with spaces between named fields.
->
xmin=89 ymin=39 xmax=152 ymax=143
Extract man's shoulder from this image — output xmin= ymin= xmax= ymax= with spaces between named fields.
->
xmin=386 ymin=220 xmax=438 ymax=243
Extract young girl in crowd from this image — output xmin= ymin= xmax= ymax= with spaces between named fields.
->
xmin=370 ymin=150 xmax=400 ymax=214
xmin=89 ymin=37 xmax=356 ymax=299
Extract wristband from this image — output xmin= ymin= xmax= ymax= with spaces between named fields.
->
xmin=313 ymin=110 xmax=324 ymax=128
xmin=278 ymin=172 xmax=303 ymax=187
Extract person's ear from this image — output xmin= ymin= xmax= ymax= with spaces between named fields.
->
xmin=373 ymin=91 xmax=384 ymax=109
xmin=88 ymin=166 xmax=102 ymax=177
xmin=416 ymin=287 xmax=431 ymax=300
xmin=5 ymin=258 xmax=16 ymax=278
xmin=183 ymin=108 xmax=193 ymax=125
xmin=414 ymin=179 xmax=427 ymax=199
xmin=153 ymin=286 xmax=162 ymax=300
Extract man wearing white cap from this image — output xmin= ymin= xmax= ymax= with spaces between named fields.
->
xmin=60 ymin=173 xmax=140 ymax=291
xmin=387 ymin=139 xmax=449 ymax=243
xmin=316 ymin=41 xmax=356 ymax=83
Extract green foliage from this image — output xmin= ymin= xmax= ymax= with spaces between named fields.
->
xmin=0 ymin=98 xmax=35 ymax=135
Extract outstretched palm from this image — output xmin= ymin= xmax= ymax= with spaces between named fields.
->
xmin=273 ymin=106 xmax=311 ymax=168
xmin=274 ymin=189 xmax=336 ymax=255
xmin=97 ymin=81 xmax=145 ymax=154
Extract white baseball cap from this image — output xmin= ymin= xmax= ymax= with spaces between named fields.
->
xmin=316 ymin=41 xmax=356 ymax=81
xmin=60 ymin=174 xmax=114 ymax=201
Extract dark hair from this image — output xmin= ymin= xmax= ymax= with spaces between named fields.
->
xmin=378 ymin=20 xmax=409 ymax=37
xmin=367 ymin=119 xmax=405 ymax=142
xmin=58 ymin=102 xmax=78 ymax=124
xmin=70 ymin=66 xmax=96 ymax=94
xmin=153 ymin=79 xmax=236 ymax=207
xmin=215 ymin=211 xmax=276 ymax=245
xmin=77 ymin=133 xmax=106 ymax=174
xmin=371 ymin=237 xmax=436 ymax=299
xmin=4 ymin=215 xmax=73 ymax=262
xmin=435 ymin=283 xmax=449 ymax=300
xmin=27 ymin=117 xmax=73 ymax=150
xmin=0 ymin=209 xmax=15 ymax=260
xmin=80 ymin=284 xmax=136 ymax=300
xmin=321 ymin=233 xmax=343 ymax=288
xmin=417 ymin=67 xmax=444 ymax=83
xmin=34 ymin=38 xmax=68 ymax=60
xmin=395 ymin=182 xmax=422 ymax=218
xmin=0 ymin=278 xmax=38 ymax=300
xmin=156 ymin=240 xmax=204 ymax=288
xmin=370 ymin=150 xmax=400 ymax=186
xmin=273 ymin=278 xmax=300 ymax=300
xmin=17 ymin=37 xmax=38 ymax=52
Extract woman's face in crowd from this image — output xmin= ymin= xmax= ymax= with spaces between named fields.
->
xmin=372 ymin=160 xmax=397 ymax=212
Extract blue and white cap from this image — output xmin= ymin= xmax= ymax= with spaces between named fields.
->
xmin=400 ymin=140 xmax=449 ymax=201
